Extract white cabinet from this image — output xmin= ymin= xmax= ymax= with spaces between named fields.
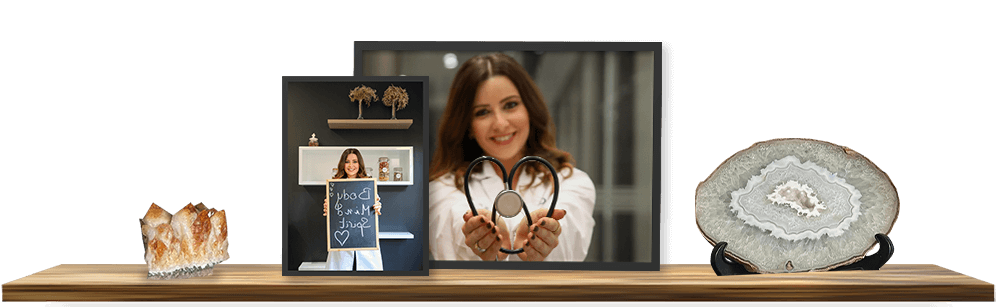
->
xmin=299 ymin=146 xmax=414 ymax=186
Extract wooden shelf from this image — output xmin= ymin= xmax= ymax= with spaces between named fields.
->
xmin=328 ymin=119 xmax=412 ymax=130
xmin=3 ymin=264 xmax=993 ymax=301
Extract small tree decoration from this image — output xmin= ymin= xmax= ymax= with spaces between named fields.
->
xmin=381 ymin=84 xmax=409 ymax=120
xmin=348 ymin=85 xmax=378 ymax=119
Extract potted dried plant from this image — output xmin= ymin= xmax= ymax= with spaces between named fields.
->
xmin=348 ymin=85 xmax=378 ymax=119
xmin=381 ymin=84 xmax=409 ymax=120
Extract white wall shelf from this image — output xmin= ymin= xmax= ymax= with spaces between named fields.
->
xmin=299 ymin=146 xmax=414 ymax=186
xmin=378 ymin=231 xmax=415 ymax=240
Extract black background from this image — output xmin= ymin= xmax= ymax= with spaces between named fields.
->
xmin=2 ymin=39 xmax=996 ymax=306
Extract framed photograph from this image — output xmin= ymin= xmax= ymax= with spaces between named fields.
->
xmin=356 ymin=42 xmax=663 ymax=270
xmin=282 ymin=76 xmax=429 ymax=275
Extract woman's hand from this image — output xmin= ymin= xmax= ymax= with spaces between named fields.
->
xmin=323 ymin=199 xmax=329 ymax=216
xmin=462 ymin=210 xmax=511 ymax=261
xmin=513 ymin=209 xmax=567 ymax=261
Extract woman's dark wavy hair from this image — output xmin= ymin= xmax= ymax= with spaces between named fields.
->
xmin=429 ymin=53 xmax=574 ymax=190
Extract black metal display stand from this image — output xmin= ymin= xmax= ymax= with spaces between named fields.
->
xmin=711 ymin=233 xmax=894 ymax=276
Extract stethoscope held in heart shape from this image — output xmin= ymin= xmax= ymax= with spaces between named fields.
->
xmin=465 ymin=155 xmax=559 ymax=255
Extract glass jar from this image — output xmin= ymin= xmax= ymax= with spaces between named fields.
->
xmin=393 ymin=167 xmax=403 ymax=181
xmin=308 ymin=133 xmax=319 ymax=146
xmin=378 ymin=157 xmax=390 ymax=182
xmin=366 ymin=167 xmax=373 ymax=178
xmin=331 ymin=168 xmax=338 ymax=178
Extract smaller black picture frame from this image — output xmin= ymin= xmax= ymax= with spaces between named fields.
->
xmin=283 ymin=76 xmax=430 ymax=276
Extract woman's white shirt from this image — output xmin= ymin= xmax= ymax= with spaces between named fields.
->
xmin=429 ymin=165 xmax=596 ymax=261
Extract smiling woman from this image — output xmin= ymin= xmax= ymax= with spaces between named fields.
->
xmin=428 ymin=53 xmax=596 ymax=262
xmin=332 ymin=148 xmax=370 ymax=179
xmin=470 ymin=76 xmax=531 ymax=169
xmin=324 ymin=148 xmax=384 ymax=270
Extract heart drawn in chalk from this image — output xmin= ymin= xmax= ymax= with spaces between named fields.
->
xmin=334 ymin=230 xmax=349 ymax=246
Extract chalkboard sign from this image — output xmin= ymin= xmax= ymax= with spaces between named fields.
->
xmin=326 ymin=178 xmax=380 ymax=251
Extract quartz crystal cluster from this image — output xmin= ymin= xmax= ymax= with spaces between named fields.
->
xmin=140 ymin=203 xmax=229 ymax=279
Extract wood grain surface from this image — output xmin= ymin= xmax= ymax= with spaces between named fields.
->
xmin=3 ymin=264 xmax=993 ymax=301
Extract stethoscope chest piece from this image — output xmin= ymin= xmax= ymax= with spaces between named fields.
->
xmin=493 ymin=190 xmax=524 ymax=218
xmin=465 ymin=155 xmax=560 ymax=255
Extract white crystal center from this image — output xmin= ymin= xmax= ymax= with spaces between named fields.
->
xmin=767 ymin=181 xmax=827 ymax=217
xmin=729 ymin=156 xmax=863 ymax=241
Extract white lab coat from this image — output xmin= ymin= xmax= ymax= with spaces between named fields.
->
xmin=328 ymin=250 xmax=383 ymax=271
xmin=429 ymin=165 xmax=596 ymax=261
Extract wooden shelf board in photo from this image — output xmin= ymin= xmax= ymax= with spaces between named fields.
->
xmin=328 ymin=119 xmax=413 ymax=130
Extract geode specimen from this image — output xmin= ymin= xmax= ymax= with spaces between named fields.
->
xmin=696 ymin=139 xmax=898 ymax=273
xmin=140 ymin=203 xmax=229 ymax=279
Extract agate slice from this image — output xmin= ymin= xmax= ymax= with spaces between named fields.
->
xmin=695 ymin=139 xmax=898 ymax=273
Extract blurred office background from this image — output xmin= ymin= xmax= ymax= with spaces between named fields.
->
xmin=363 ymin=50 xmax=657 ymax=263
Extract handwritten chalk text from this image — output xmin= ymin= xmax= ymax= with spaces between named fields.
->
xmin=339 ymin=217 xmax=371 ymax=237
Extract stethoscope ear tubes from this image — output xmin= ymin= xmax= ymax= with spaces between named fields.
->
xmin=464 ymin=156 xmax=560 ymax=255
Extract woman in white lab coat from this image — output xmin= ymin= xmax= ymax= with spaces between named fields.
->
xmin=323 ymin=148 xmax=384 ymax=270
xmin=428 ymin=53 xmax=596 ymax=261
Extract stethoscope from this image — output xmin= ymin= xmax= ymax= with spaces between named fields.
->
xmin=464 ymin=156 xmax=559 ymax=254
